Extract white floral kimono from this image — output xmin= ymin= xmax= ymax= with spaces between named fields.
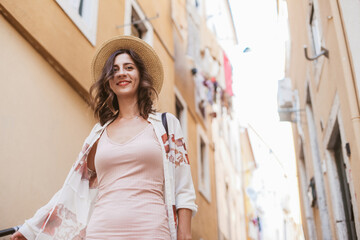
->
xmin=19 ymin=113 xmax=197 ymax=240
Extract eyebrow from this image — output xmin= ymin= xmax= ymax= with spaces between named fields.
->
xmin=113 ymin=62 xmax=135 ymax=67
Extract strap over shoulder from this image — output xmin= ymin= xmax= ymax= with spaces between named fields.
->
xmin=161 ymin=112 xmax=168 ymax=137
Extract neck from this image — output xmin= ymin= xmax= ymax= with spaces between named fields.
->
xmin=116 ymin=96 xmax=140 ymax=119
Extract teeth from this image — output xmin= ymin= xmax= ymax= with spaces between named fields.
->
xmin=117 ymin=81 xmax=129 ymax=85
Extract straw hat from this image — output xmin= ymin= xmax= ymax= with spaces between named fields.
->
xmin=91 ymin=35 xmax=164 ymax=93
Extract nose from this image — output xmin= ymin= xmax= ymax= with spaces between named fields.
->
xmin=115 ymin=67 xmax=126 ymax=77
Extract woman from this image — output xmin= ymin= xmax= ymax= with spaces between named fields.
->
xmin=11 ymin=35 xmax=197 ymax=240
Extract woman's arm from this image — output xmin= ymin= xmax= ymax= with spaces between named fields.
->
xmin=177 ymin=208 xmax=192 ymax=240
xmin=166 ymin=114 xmax=197 ymax=239
xmin=172 ymin=116 xmax=197 ymax=215
xmin=86 ymin=140 xmax=98 ymax=187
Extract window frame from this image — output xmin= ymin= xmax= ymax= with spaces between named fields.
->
xmin=124 ymin=0 xmax=154 ymax=45
xmin=323 ymin=94 xmax=360 ymax=238
xmin=307 ymin=1 xmax=325 ymax=87
xmin=194 ymin=73 xmax=208 ymax=122
xmin=174 ymin=87 xmax=188 ymax=143
xmin=309 ymin=5 xmax=321 ymax=56
xmin=55 ymin=0 xmax=99 ymax=46
xmin=197 ymin=124 xmax=211 ymax=202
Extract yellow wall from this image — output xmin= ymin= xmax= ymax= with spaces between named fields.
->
xmin=0 ymin=0 xmax=96 ymax=91
xmin=0 ymin=14 xmax=95 ymax=229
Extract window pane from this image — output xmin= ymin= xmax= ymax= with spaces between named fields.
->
xmin=176 ymin=97 xmax=184 ymax=120
xmin=70 ymin=0 xmax=80 ymax=10
xmin=310 ymin=6 xmax=321 ymax=54
xmin=200 ymin=138 xmax=206 ymax=184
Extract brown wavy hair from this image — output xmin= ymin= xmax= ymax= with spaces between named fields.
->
xmin=89 ymin=49 xmax=158 ymax=125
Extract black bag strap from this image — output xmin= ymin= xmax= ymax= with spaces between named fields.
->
xmin=161 ymin=112 xmax=169 ymax=137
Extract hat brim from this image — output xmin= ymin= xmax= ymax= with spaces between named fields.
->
xmin=91 ymin=35 xmax=164 ymax=94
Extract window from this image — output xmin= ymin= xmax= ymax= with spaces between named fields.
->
xmin=194 ymin=74 xmax=207 ymax=120
xmin=298 ymin=140 xmax=317 ymax=239
xmin=200 ymin=138 xmax=206 ymax=182
xmin=333 ymin=137 xmax=357 ymax=239
xmin=190 ymin=0 xmax=203 ymax=16
xmin=131 ymin=8 xmax=147 ymax=38
xmin=175 ymin=97 xmax=184 ymax=121
xmin=197 ymin=125 xmax=211 ymax=201
xmin=307 ymin=2 xmax=326 ymax=86
xmin=325 ymin=117 xmax=357 ymax=239
xmin=174 ymin=87 xmax=188 ymax=142
xmin=56 ymin=0 xmax=99 ymax=45
xmin=124 ymin=0 xmax=153 ymax=45
xmin=323 ymin=95 xmax=360 ymax=239
xmin=309 ymin=4 xmax=321 ymax=56
xmin=305 ymin=85 xmax=332 ymax=238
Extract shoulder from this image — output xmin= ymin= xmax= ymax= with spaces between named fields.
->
xmin=84 ymin=122 xmax=104 ymax=141
xmin=162 ymin=113 xmax=182 ymax=130
xmin=151 ymin=112 xmax=180 ymax=124
xmin=92 ymin=122 xmax=105 ymax=133
xmin=163 ymin=112 xmax=179 ymax=123
xmin=161 ymin=113 xmax=185 ymax=137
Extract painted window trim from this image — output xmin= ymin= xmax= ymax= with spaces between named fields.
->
xmin=307 ymin=0 xmax=325 ymax=87
xmin=304 ymin=82 xmax=332 ymax=239
xmin=174 ymin=87 xmax=188 ymax=143
xmin=297 ymin=138 xmax=317 ymax=240
xmin=55 ymin=0 xmax=98 ymax=46
xmin=193 ymin=74 xmax=208 ymax=123
xmin=197 ymin=124 xmax=211 ymax=202
xmin=170 ymin=0 xmax=186 ymax=41
xmin=186 ymin=0 xmax=202 ymax=27
xmin=188 ymin=0 xmax=203 ymax=16
xmin=322 ymin=94 xmax=360 ymax=238
xmin=124 ymin=0 xmax=154 ymax=46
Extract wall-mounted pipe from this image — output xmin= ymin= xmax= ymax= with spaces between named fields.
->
xmin=304 ymin=45 xmax=329 ymax=61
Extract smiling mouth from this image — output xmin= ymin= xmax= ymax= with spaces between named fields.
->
xmin=116 ymin=81 xmax=131 ymax=86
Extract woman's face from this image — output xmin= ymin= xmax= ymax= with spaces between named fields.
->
xmin=109 ymin=53 xmax=140 ymax=99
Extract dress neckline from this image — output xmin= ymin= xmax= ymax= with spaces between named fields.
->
xmin=104 ymin=124 xmax=151 ymax=146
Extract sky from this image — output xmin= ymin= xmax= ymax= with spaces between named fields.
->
xmin=226 ymin=0 xmax=302 ymax=227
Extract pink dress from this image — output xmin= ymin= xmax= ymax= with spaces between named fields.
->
xmin=86 ymin=124 xmax=171 ymax=239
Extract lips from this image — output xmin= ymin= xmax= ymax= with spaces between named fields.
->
xmin=116 ymin=80 xmax=131 ymax=86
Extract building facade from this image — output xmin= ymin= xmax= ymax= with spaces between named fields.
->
xmin=240 ymin=128 xmax=260 ymax=240
xmin=0 ymin=0 xmax=231 ymax=239
xmin=279 ymin=0 xmax=360 ymax=238
xmin=200 ymin=1 xmax=249 ymax=239
xmin=172 ymin=0 xmax=220 ymax=239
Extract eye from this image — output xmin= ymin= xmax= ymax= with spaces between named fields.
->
xmin=125 ymin=66 xmax=134 ymax=70
xmin=113 ymin=67 xmax=119 ymax=72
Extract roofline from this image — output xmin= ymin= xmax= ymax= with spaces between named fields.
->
xmin=225 ymin=0 xmax=239 ymax=45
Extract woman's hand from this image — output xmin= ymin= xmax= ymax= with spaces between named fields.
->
xmin=177 ymin=208 xmax=192 ymax=240
xmin=10 ymin=231 xmax=27 ymax=240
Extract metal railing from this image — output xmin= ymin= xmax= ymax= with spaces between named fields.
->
xmin=0 ymin=225 xmax=21 ymax=237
